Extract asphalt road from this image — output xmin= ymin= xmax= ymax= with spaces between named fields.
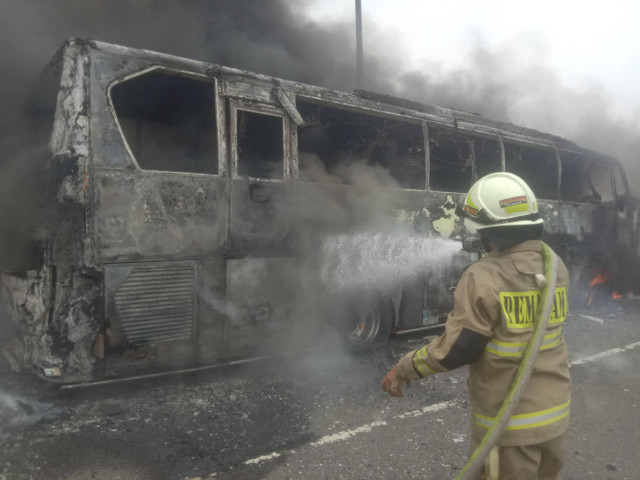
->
xmin=1 ymin=300 xmax=639 ymax=480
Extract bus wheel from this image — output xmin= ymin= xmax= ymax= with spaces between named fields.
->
xmin=344 ymin=297 xmax=392 ymax=353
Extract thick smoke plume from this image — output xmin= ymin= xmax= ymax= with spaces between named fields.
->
xmin=0 ymin=0 xmax=638 ymax=186
xmin=389 ymin=38 xmax=640 ymax=191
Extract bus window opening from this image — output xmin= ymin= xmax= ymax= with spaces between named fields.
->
xmin=428 ymin=127 xmax=474 ymax=193
xmin=110 ymin=70 xmax=218 ymax=175
xmin=560 ymin=152 xmax=613 ymax=203
xmin=505 ymin=143 xmax=557 ymax=199
xmin=473 ymin=137 xmax=502 ymax=178
xmin=237 ymin=110 xmax=284 ymax=180
xmin=297 ymin=100 xmax=426 ymax=189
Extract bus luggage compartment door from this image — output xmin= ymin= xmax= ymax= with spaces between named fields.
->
xmin=103 ymin=261 xmax=198 ymax=376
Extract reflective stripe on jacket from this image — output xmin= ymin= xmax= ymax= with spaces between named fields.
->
xmin=395 ymin=240 xmax=571 ymax=446
xmin=473 ymin=399 xmax=570 ymax=431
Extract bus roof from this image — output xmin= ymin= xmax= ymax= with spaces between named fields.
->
xmin=51 ymin=37 xmax=618 ymax=166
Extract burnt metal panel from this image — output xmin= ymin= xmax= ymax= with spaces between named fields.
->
xmin=222 ymin=78 xmax=274 ymax=103
xmin=108 ymin=263 xmax=197 ymax=345
xmin=228 ymin=180 xmax=292 ymax=255
xmin=223 ymin=257 xmax=296 ymax=358
xmin=51 ymin=40 xmax=90 ymax=158
xmin=93 ymin=170 xmax=226 ymax=262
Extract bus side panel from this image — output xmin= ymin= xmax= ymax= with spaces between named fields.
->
xmin=223 ymin=257 xmax=298 ymax=359
xmin=92 ymin=171 xmax=227 ymax=375
xmin=227 ymin=180 xmax=292 ymax=256
xmin=101 ymin=258 xmax=230 ymax=376
xmin=92 ymin=171 xmax=226 ymax=262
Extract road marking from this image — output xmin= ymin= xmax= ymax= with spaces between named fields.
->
xmin=570 ymin=341 xmax=640 ymax=366
xmin=305 ymin=401 xmax=456 ymax=449
xmin=240 ymin=341 xmax=640 ymax=467
xmin=241 ymin=400 xmax=457 ymax=466
xmin=394 ymin=400 xmax=456 ymax=419
xmin=245 ymin=452 xmax=281 ymax=465
xmin=579 ymin=314 xmax=604 ymax=324
xmin=310 ymin=420 xmax=387 ymax=446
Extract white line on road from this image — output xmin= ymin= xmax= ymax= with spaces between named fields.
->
xmin=578 ymin=314 xmax=605 ymax=324
xmin=307 ymin=400 xmax=456 ymax=449
xmin=394 ymin=400 xmax=456 ymax=419
xmin=241 ymin=401 xmax=458 ymax=466
xmin=240 ymin=341 xmax=640 ymax=467
xmin=245 ymin=452 xmax=282 ymax=465
xmin=310 ymin=420 xmax=387 ymax=446
xmin=570 ymin=341 xmax=640 ymax=366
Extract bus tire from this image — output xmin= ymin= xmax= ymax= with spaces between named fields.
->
xmin=343 ymin=296 xmax=393 ymax=354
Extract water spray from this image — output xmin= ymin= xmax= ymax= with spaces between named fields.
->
xmin=318 ymin=231 xmax=463 ymax=294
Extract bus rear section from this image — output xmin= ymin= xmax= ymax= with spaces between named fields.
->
xmin=1 ymin=39 xmax=336 ymax=383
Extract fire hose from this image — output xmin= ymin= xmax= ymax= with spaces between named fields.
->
xmin=455 ymin=242 xmax=559 ymax=480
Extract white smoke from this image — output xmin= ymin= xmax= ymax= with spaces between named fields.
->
xmin=0 ymin=387 xmax=62 ymax=428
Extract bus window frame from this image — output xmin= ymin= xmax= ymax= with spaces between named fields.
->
xmin=229 ymin=99 xmax=291 ymax=182
xmin=422 ymin=121 xmax=430 ymax=191
xmin=425 ymin=122 xmax=504 ymax=194
xmin=107 ymin=65 xmax=224 ymax=176
xmin=613 ymin=163 xmax=630 ymax=198
xmin=558 ymin=149 xmax=617 ymax=204
xmin=502 ymin=137 xmax=560 ymax=200
xmin=293 ymin=95 xmax=429 ymax=190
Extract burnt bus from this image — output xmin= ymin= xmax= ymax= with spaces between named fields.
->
xmin=1 ymin=38 xmax=637 ymax=384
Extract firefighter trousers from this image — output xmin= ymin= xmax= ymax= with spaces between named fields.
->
xmin=470 ymin=432 xmax=566 ymax=480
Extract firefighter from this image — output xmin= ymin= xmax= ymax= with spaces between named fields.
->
xmin=382 ymin=172 xmax=571 ymax=480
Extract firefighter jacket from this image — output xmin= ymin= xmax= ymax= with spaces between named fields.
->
xmin=395 ymin=240 xmax=571 ymax=446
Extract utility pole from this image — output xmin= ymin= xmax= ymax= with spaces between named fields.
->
xmin=355 ymin=0 xmax=363 ymax=90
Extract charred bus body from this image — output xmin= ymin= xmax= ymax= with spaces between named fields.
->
xmin=1 ymin=38 xmax=637 ymax=384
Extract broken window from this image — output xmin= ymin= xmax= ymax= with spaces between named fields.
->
xmin=613 ymin=165 xmax=627 ymax=198
xmin=297 ymin=100 xmax=425 ymax=189
xmin=428 ymin=127 xmax=478 ymax=193
xmin=474 ymin=137 xmax=502 ymax=179
xmin=422 ymin=127 xmax=502 ymax=192
xmin=236 ymin=110 xmax=284 ymax=180
xmin=504 ymin=143 xmax=557 ymax=199
xmin=560 ymin=151 xmax=613 ymax=203
xmin=110 ymin=69 xmax=218 ymax=174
